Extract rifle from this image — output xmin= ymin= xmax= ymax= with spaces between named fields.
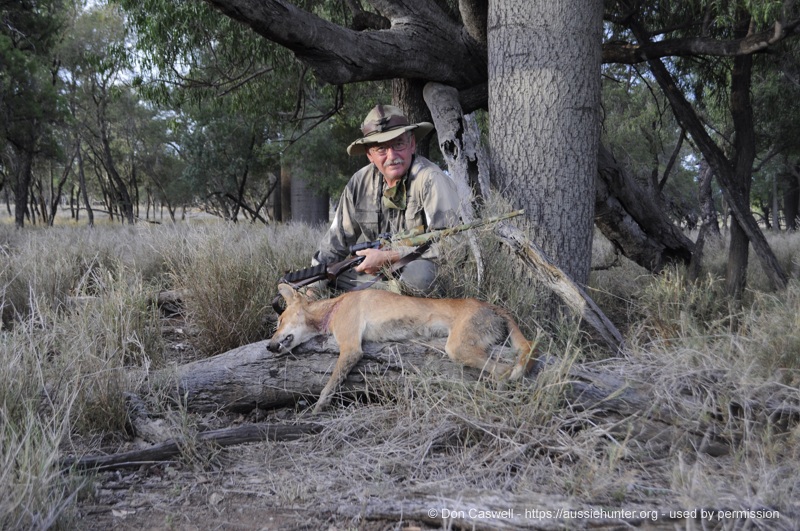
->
xmin=272 ymin=210 xmax=524 ymax=313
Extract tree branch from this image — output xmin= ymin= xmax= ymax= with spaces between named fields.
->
xmin=203 ymin=0 xmax=485 ymax=88
xmin=343 ymin=0 xmax=390 ymax=30
xmin=458 ymin=0 xmax=488 ymax=47
xmin=627 ymin=16 xmax=788 ymax=290
xmin=603 ymin=18 xmax=800 ymax=64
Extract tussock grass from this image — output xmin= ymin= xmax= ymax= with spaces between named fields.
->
xmin=0 ymin=320 xmax=82 ymax=529
xmin=163 ymin=222 xmax=322 ymax=355
xmin=2 ymin=217 xmax=800 ymax=527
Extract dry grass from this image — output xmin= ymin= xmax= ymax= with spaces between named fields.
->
xmin=162 ymin=222 xmax=321 ymax=356
xmin=1 ymin=216 xmax=800 ymax=528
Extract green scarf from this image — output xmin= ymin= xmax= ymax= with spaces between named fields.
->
xmin=382 ymin=180 xmax=407 ymax=210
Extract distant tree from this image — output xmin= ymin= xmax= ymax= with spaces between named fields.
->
xmin=607 ymin=0 xmax=800 ymax=297
xmin=114 ymin=0 xmax=364 ymax=223
xmin=169 ymin=102 xmax=274 ymax=221
xmin=0 ymin=0 xmax=65 ymax=227
xmin=750 ymin=38 xmax=800 ymax=230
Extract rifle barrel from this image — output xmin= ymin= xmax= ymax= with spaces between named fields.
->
xmin=390 ymin=209 xmax=524 ymax=247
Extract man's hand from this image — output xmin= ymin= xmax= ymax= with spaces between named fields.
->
xmin=354 ymin=248 xmax=400 ymax=275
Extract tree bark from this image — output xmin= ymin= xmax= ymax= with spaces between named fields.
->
xmin=12 ymin=145 xmax=34 ymax=228
xmin=280 ymin=157 xmax=292 ymax=222
xmin=689 ymin=161 xmax=721 ymax=281
xmin=203 ymin=0 xmax=487 ymax=88
xmin=423 ymin=82 xmax=490 ymax=202
xmin=603 ymin=17 xmax=800 ymax=64
xmin=392 ymin=78 xmax=433 ymax=158
xmin=458 ymin=0 xmax=488 ymax=47
xmin=488 ymin=1 xmax=602 ymax=289
xmin=200 ymin=1 xmax=800 ymax=87
xmin=726 ymin=46 xmax=756 ymax=302
xmin=421 ymin=82 xmax=486 ymax=281
xmin=76 ymin=143 xmax=94 ymax=227
xmin=784 ymin=168 xmax=799 ymax=231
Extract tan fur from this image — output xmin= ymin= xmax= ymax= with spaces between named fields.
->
xmin=268 ymin=284 xmax=537 ymax=413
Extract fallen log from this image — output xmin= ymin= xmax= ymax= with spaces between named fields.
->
xmin=170 ymin=337 xmax=476 ymax=413
xmin=64 ymin=422 xmax=322 ymax=471
xmin=166 ymin=338 xmax=736 ymax=456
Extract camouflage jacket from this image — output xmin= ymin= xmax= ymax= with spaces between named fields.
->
xmin=313 ymin=156 xmax=461 ymax=265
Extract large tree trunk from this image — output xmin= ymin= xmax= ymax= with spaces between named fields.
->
xmin=423 ymin=82 xmax=694 ymax=275
xmin=488 ymin=1 xmax=602 ymax=291
xmin=421 ymin=84 xmax=624 ymax=350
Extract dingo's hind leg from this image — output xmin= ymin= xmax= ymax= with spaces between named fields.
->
xmin=445 ymin=307 xmax=516 ymax=378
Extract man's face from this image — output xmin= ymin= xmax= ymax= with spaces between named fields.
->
xmin=365 ymin=133 xmax=416 ymax=183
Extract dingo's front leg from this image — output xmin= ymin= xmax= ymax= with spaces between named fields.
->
xmin=313 ymin=348 xmax=364 ymax=414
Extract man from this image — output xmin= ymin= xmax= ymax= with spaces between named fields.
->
xmin=312 ymin=104 xmax=462 ymax=294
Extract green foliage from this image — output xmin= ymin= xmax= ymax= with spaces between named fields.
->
xmin=115 ymin=0 xmax=289 ymax=108
xmin=112 ymin=0 xmax=386 ymax=202
xmin=601 ymin=64 xmax=702 ymax=223
xmin=1 ymin=0 xmax=66 ymax=163
xmin=281 ymin=84 xmax=392 ymax=197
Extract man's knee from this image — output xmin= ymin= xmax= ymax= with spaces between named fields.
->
xmin=399 ymin=260 xmax=438 ymax=295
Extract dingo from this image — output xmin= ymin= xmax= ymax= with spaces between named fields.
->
xmin=268 ymin=284 xmax=537 ymax=413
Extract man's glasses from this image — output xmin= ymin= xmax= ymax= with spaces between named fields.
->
xmin=369 ymin=137 xmax=411 ymax=156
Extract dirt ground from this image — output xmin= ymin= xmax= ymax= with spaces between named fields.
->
xmin=78 ymin=458 xmax=431 ymax=530
xmin=72 ymin=307 xmax=434 ymax=530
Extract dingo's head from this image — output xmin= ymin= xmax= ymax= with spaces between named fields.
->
xmin=268 ymin=284 xmax=317 ymax=353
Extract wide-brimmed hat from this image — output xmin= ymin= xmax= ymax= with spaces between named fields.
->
xmin=346 ymin=104 xmax=434 ymax=156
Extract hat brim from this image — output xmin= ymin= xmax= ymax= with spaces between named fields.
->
xmin=347 ymin=122 xmax=434 ymax=156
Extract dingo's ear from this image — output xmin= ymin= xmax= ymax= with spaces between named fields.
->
xmin=277 ymin=283 xmax=299 ymax=303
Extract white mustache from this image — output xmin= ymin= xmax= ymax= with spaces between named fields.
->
xmin=386 ymin=158 xmax=404 ymax=166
